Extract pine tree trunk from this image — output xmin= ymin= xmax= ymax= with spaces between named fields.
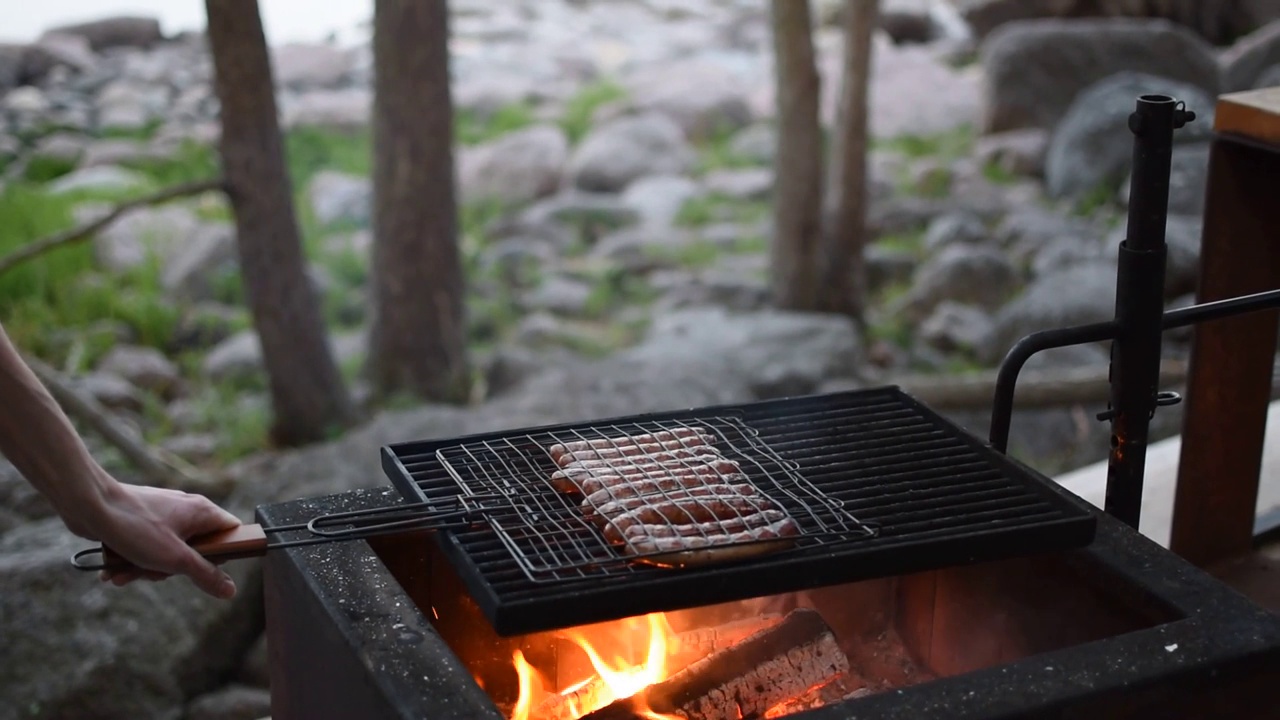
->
xmin=367 ymin=0 xmax=469 ymax=403
xmin=818 ymin=0 xmax=878 ymax=326
xmin=204 ymin=0 xmax=355 ymax=446
xmin=769 ymin=0 xmax=825 ymax=311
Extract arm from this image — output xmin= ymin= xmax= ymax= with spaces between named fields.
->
xmin=0 ymin=323 xmax=241 ymax=599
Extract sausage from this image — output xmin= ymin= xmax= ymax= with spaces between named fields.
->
xmin=580 ymin=478 xmax=756 ymax=513
xmin=624 ymin=517 xmax=801 ymax=554
xmin=548 ymin=432 xmax=716 ymax=464
xmin=586 ymin=484 xmax=765 ymax=520
xmin=554 ymin=445 xmax=717 ymax=469
xmin=549 ymin=457 xmax=743 ymax=494
xmin=600 ymin=497 xmax=782 ymax=544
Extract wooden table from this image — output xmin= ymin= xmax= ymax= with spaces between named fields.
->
xmin=1170 ymin=87 xmax=1280 ymax=568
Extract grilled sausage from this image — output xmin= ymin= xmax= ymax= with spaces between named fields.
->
xmin=586 ymin=483 xmax=763 ymax=520
xmin=581 ymin=478 xmax=756 ymax=513
xmin=554 ymin=444 xmax=722 ymax=469
xmin=624 ymin=516 xmax=801 ymax=554
xmin=548 ymin=432 xmax=716 ymax=465
xmin=600 ymin=496 xmax=782 ymax=544
xmin=550 ymin=456 xmax=742 ymax=494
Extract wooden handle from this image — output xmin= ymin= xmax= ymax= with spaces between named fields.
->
xmin=96 ymin=524 xmax=270 ymax=572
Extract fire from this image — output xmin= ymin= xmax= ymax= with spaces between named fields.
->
xmin=509 ymin=613 xmax=683 ymax=720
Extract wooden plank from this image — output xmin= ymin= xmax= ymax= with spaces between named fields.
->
xmin=1169 ymin=130 xmax=1280 ymax=567
xmin=1215 ymin=87 xmax=1280 ymax=148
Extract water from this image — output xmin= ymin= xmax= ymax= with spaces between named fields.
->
xmin=1 ymin=0 xmax=373 ymax=46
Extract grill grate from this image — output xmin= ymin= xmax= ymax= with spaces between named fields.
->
xmin=435 ymin=415 xmax=879 ymax=582
xmin=382 ymin=387 xmax=1098 ymax=636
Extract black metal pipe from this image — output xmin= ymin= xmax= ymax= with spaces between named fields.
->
xmin=1162 ymin=288 xmax=1280 ymax=329
xmin=1103 ymin=95 xmax=1191 ymax=529
xmin=987 ymin=320 xmax=1119 ymax=453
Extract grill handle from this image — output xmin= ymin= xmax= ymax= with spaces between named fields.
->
xmin=70 ymin=524 xmax=270 ymax=573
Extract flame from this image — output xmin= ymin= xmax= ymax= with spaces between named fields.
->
xmin=509 ymin=613 xmax=683 ymax=720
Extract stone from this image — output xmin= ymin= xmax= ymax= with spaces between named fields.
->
xmin=866 ymin=245 xmax=919 ymax=294
xmin=566 ymin=112 xmax=695 ymax=192
xmin=184 ymin=684 xmax=272 ymax=720
xmin=980 ymin=18 xmax=1220 ymax=133
xmin=0 ymin=44 xmax=24 ymax=93
xmin=79 ymin=138 xmax=164 ymax=167
xmin=978 ymin=261 xmax=1119 ymax=364
xmin=162 ymin=434 xmax=221 ymax=463
xmin=1045 ymin=72 xmax=1215 ymax=201
xmin=96 ymin=80 xmax=168 ymax=132
xmin=458 ymin=124 xmax=568 ymax=206
xmin=622 ymin=60 xmax=754 ymax=141
xmin=271 ymin=42 xmax=355 ymax=89
xmin=894 ymin=244 xmax=1019 ymax=322
xmin=518 ymin=191 xmax=641 ymax=237
xmin=21 ymin=33 xmax=97 ymax=82
xmin=31 ymin=130 xmax=86 ymax=165
xmin=279 ymin=87 xmax=371 ymax=129
xmin=702 ymin=168 xmax=773 ymax=201
xmin=238 ymin=633 xmax=270 ymax=688
xmin=589 ymin=225 xmax=702 ymax=269
xmin=728 ymin=124 xmax=776 ymax=164
xmin=307 ymin=170 xmax=371 ymax=227
xmin=172 ymin=303 xmax=243 ymax=353
xmin=1258 ymin=64 xmax=1280 ymax=89
xmin=652 ymin=270 xmax=771 ymax=313
xmin=921 ymin=211 xmax=989 ymax=252
xmin=620 ymin=174 xmax=701 ymax=229
xmin=161 ymin=223 xmax=239 ymax=303
xmin=974 ymin=128 xmax=1049 ymax=177
xmin=42 ymin=16 xmax=163 ymax=51
xmin=90 ymin=203 xmax=204 ymax=272
xmin=919 ymin=301 xmax=995 ymax=354
xmin=1222 ymin=20 xmax=1280 ymax=93
xmin=4 ymin=85 xmax=50 ymax=114
xmin=96 ymin=344 xmax=182 ymax=399
xmin=46 ymin=165 xmax=147 ymax=194
xmin=1028 ymin=235 xmax=1110 ymax=278
xmin=522 ymin=275 xmax=595 ymax=316
xmin=74 ymin=371 xmax=145 ymax=413
xmin=1119 ymin=141 xmax=1210 ymax=217
xmin=0 ymin=519 xmax=260 ymax=720
xmin=202 ymin=331 xmax=263 ymax=384
xmin=1102 ymin=213 xmax=1202 ymax=300
xmin=867 ymin=35 xmax=984 ymax=138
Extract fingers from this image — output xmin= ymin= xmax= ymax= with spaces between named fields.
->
xmin=177 ymin=545 xmax=237 ymax=600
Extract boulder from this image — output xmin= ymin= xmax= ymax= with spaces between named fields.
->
xmin=978 ymin=260 xmax=1119 ymax=364
xmin=161 ymin=223 xmax=239 ymax=303
xmin=184 ymin=684 xmax=272 ymax=720
xmin=1119 ymin=141 xmax=1211 ymax=217
xmin=42 ymin=16 xmax=163 ymax=51
xmin=0 ymin=44 xmax=24 ymax=92
xmin=0 ymin=519 xmax=261 ymax=720
xmin=620 ymin=174 xmax=701 ymax=229
xmin=307 ymin=170 xmax=371 ymax=227
xmin=46 ymin=165 xmax=147 ymax=195
xmin=566 ymin=112 xmax=695 ymax=192
xmin=973 ymin=128 xmax=1049 ymax=177
xmin=1044 ymin=72 xmax=1215 ymax=200
xmin=96 ymin=345 xmax=183 ymax=399
xmin=458 ymin=124 xmax=568 ymax=206
xmin=1222 ymin=20 xmax=1280 ymax=92
xmin=980 ymin=18 xmax=1220 ymax=133
xmin=893 ymin=244 xmax=1019 ymax=323
xmin=920 ymin=301 xmax=995 ymax=354
xmin=621 ymin=60 xmax=754 ymax=142
xmin=702 ymin=168 xmax=773 ymax=201
xmin=271 ymin=43 xmax=355 ymax=90
xmin=89 ymin=203 xmax=204 ymax=273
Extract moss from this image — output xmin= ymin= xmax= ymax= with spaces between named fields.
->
xmin=675 ymin=194 xmax=769 ymax=228
xmin=455 ymin=103 xmax=537 ymax=146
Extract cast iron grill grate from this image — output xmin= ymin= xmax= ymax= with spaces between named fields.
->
xmin=382 ymin=387 xmax=1098 ymax=636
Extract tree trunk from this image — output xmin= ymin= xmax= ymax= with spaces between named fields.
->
xmin=204 ymin=0 xmax=355 ymax=446
xmin=769 ymin=0 xmax=826 ymax=311
xmin=367 ymin=0 xmax=469 ymax=403
xmin=818 ymin=0 xmax=878 ymax=327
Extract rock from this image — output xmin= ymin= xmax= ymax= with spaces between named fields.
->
xmin=46 ymin=164 xmax=147 ymax=194
xmin=866 ymin=245 xmax=919 ymax=294
xmin=21 ymin=33 xmax=97 ymax=82
xmin=1222 ymin=20 xmax=1280 ymax=92
xmin=31 ymin=130 xmax=86 ymax=166
xmin=727 ymin=124 xmax=775 ymax=164
xmin=97 ymin=345 xmax=183 ymax=399
xmin=43 ymin=16 xmax=163 ymax=51
xmin=1045 ymin=72 xmax=1215 ymax=200
xmin=625 ymin=307 xmax=861 ymax=399
xmin=0 ymin=460 xmax=54 ymax=520
xmin=307 ymin=170 xmax=371 ymax=227
xmin=0 ymin=45 xmax=24 ymax=92
xmin=458 ymin=124 xmax=568 ymax=206
xmin=279 ymin=87 xmax=371 ymax=129
xmin=1119 ymin=141 xmax=1210 ymax=216
xmin=91 ymin=203 xmax=204 ymax=272
xmin=880 ymin=0 xmax=944 ymax=44
xmin=96 ymin=80 xmax=169 ymax=132
xmin=702 ymin=168 xmax=773 ymax=201
xmin=567 ymin=112 xmax=695 ymax=192
xmin=1028 ymin=235 xmax=1110 ymax=278
xmin=978 ymin=261 xmax=1119 ymax=364
xmin=974 ymin=128 xmax=1049 ymax=177
xmin=921 ymin=211 xmax=989 ymax=252
xmin=519 ymin=191 xmax=641 ymax=238
xmin=80 ymin=138 xmax=167 ymax=168
xmin=589 ymin=225 xmax=701 ymax=269
xmin=172 ymin=303 xmax=243 ymax=353
xmin=894 ymin=244 xmax=1019 ymax=322
xmin=620 ymin=174 xmax=701 ymax=229
xmin=1258 ymin=63 xmax=1280 ymax=89
xmin=272 ymin=42 xmax=354 ymax=89
xmin=184 ymin=684 xmax=272 ymax=720
xmin=653 ymin=270 xmax=771 ymax=313
xmin=868 ymin=35 xmax=984 ymax=138
xmin=238 ymin=634 xmax=270 ymax=688
xmin=203 ymin=331 xmax=263 ymax=384
xmin=162 ymin=434 xmax=221 ymax=464
xmin=980 ymin=18 xmax=1220 ymax=133
xmin=622 ymin=61 xmax=754 ymax=141
xmin=74 ymin=371 xmax=146 ymax=413
xmin=1101 ymin=213 xmax=1202 ymax=300
xmin=161 ymin=223 xmax=239 ymax=303
xmin=5 ymin=85 xmax=51 ymax=115
xmin=522 ymin=275 xmax=594 ymax=316
xmin=0 ymin=519 xmax=260 ymax=720
xmin=995 ymin=204 xmax=1102 ymax=255
xmin=920 ymin=301 xmax=995 ymax=354
xmin=478 ymin=346 xmax=547 ymax=398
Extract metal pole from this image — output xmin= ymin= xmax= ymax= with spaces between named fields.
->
xmin=1103 ymin=94 xmax=1195 ymax=529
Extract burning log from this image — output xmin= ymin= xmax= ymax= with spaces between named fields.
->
xmin=534 ymin=676 xmax=613 ymax=720
xmin=762 ymin=673 xmax=872 ymax=718
xmin=582 ymin=609 xmax=848 ymax=720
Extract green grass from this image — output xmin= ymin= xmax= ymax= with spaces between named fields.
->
xmin=456 ymin=104 xmax=538 ymax=146
xmin=695 ymin=123 xmax=760 ymax=174
xmin=876 ymin=125 xmax=975 ymax=161
xmin=560 ymin=80 xmax=628 ymax=144
xmin=675 ymin=195 xmax=770 ymax=228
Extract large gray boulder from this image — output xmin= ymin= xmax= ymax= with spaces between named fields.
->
xmin=1222 ymin=20 xmax=1280 ymax=92
xmin=566 ymin=112 xmax=695 ymax=193
xmin=980 ymin=18 xmax=1220 ymax=133
xmin=42 ymin=16 xmax=162 ymax=51
xmin=978 ymin=261 xmax=1119 ymax=364
xmin=1044 ymin=72 xmax=1215 ymax=200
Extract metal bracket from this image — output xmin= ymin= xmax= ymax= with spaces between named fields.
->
xmin=1095 ymin=390 xmax=1182 ymax=422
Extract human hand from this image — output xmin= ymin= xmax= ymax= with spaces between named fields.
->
xmin=81 ymin=479 xmax=243 ymax=599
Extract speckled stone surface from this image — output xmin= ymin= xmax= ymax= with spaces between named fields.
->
xmin=257 ymin=488 xmax=1280 ymax=720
